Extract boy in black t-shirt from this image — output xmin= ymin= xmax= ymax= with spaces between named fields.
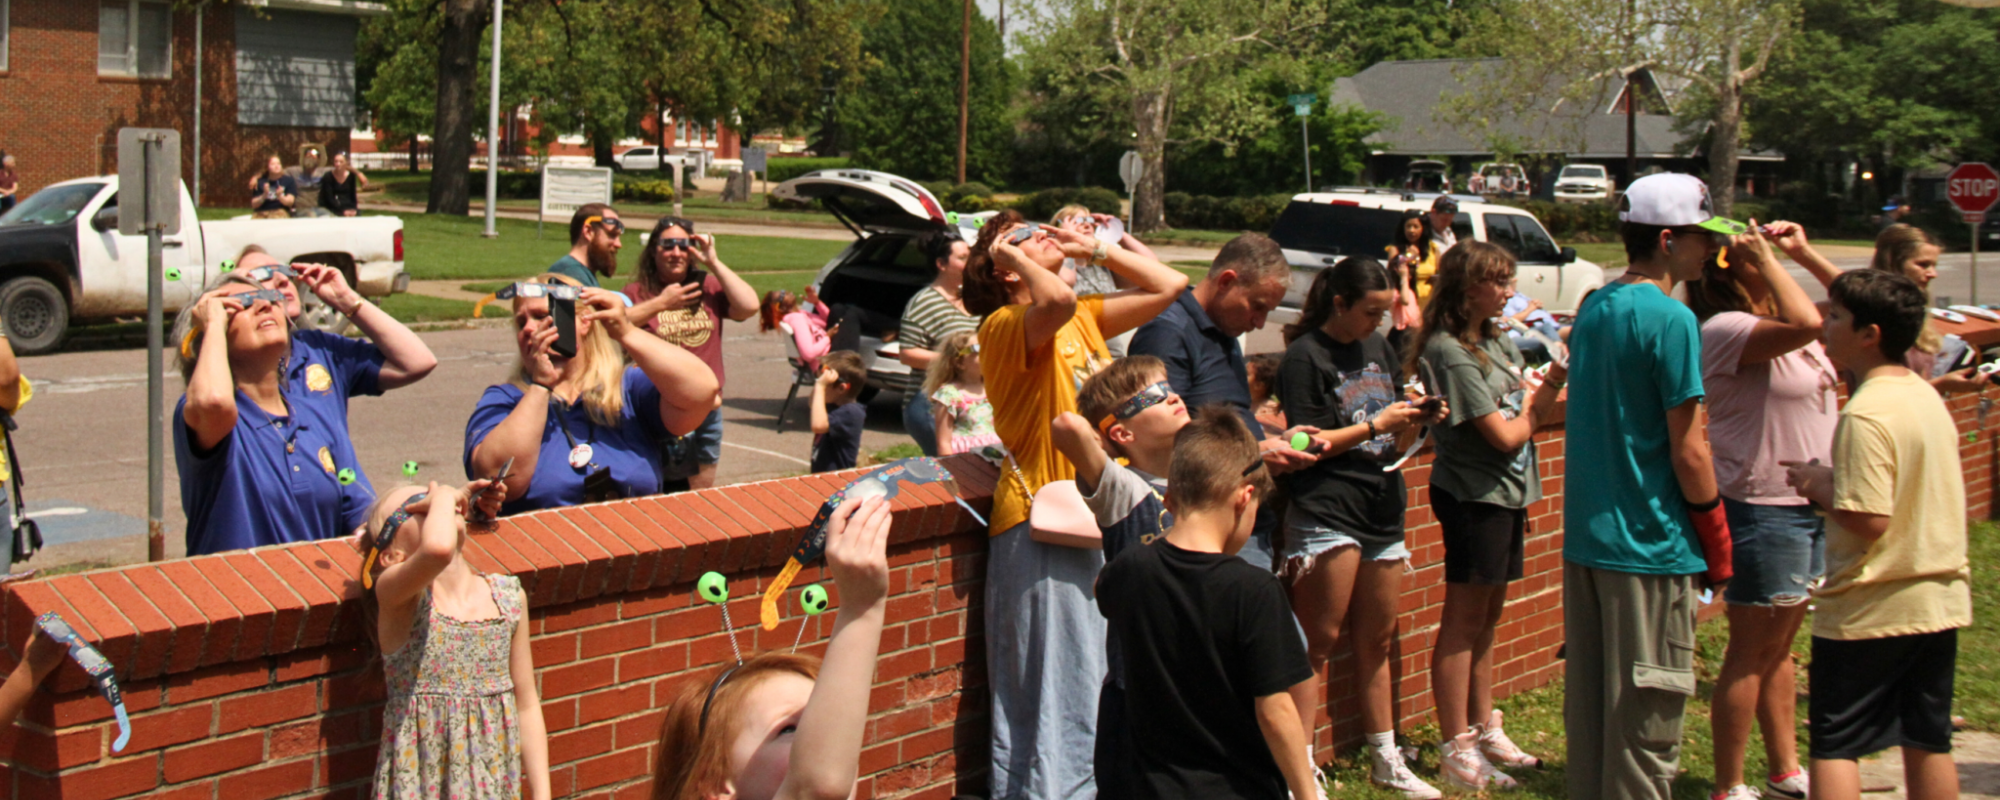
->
xmin=1052 ymin=355 xmax=1190 ymax=800
xmin=810 ymin=351 xmax=867 ymax=472
xmin=1097 ymin=409 xmax=1317 ymax=800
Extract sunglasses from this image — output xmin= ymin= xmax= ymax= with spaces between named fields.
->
xmin=361 ymin=492 xmax=429 ymax=590
xmin=1006 ymin=226 xmax=1042 ymax=245
xmin=655 ymin=237 xmax=696 ymax=252
xmin=230 ymin=288 xmax=287 ymax=306
xmin=584 ymin=216 xmax=626 ymax=236
xmin=494 ymin=282 xmax=580 ymax=301
xmin=1099 ymin=381 xmax=1176 ymax=433
xmin=243 ymin=263 xmax=299 ymax=283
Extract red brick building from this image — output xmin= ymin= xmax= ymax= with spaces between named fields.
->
xmin=0 ymin=0 xmax=382 ymax=206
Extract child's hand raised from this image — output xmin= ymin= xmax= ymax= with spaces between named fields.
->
xmin=824 ymin=496 xmax=891 ymax=610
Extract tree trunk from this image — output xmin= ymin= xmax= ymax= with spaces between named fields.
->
xmin=1706 ymin=33 xmax=1745 ymax=220
xmin=1131 ymin=90 xmax=1169 ymax=233
xmin=426 ymin=0 xmax=488 ymax=215
xmin=591 ymin=129 xmax=615 ymax=169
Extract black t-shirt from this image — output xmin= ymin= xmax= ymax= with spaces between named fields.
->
xmin=810 ymin=402 xmax=866 ymax=473
xmin=1275 ymin=329 xmax=1407 ymax=546
xmin=1097 ymin=539 xmax=1313 ymax=800
xmin=253 ymin=175 xmax=297 ymax=211
xmin=319 ymin=171 xmax=359 ymax=213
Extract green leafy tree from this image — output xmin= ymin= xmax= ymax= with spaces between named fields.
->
xmin=1017 ymin=0 xmax=1332 ymax=231
xmin=834 ymin=0 xmax=1012 ymax=185
xmin=1168 ymin=64 xmax=1385 ymax=196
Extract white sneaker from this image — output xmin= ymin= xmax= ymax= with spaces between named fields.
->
xmin=1476 ymin=710 xmax=1544 ymax=769
xmin=1765 ymin=769 xmax=1808 ymax=800
xmin=1438 ymin=733 xmax=1519 ymax=792
xmin=1712 ymin=785 xmax=1763 ymax=800
xmin=1370 ymin=744 xmax=1444 ymax=799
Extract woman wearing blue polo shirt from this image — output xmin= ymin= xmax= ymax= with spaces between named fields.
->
xmin=466 ymin=276 xmax=719 ymax=514
xmin=175 ymin=273 xmax=369 ymax=556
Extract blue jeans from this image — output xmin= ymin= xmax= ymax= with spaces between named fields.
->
xmin=903 ymin=390 xmax=938 ymax=457
xmin=1722 ymin=498 xmax=1825 ymax=607
xmin=986 ymin=522 xmax=1106 ymax=800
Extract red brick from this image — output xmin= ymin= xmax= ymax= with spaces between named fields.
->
xmin=543 ymin=601 xmax=620 ymax=634
xmin=525 ymin=511 xmax=616 ymax=600
xmin=164 ymin=731 xmax=265 ymax=782
xmin=273 ymin=646 xmax=366 ymax=683
xmin=613 ymin=709 xmax=666 ymax=750
xmin=607 ymin=500 xmax=686 ymax=587
xmin=258 ymin=550 xmax=343 ymax=649
xmin=187 ymin=555 xmax=276 ymax=660
xmin=466 ymin=530 xmax=536 ymax=583
xmin=496 ymin=517 xmax=584 ymax=605
xmin=217 ymin=682 xmax=318 ymax=733
xmin=123 ymin=703 xmax=215 ymax=753
xmin=576 ymin=504 xmax=649 ymax=593
xmin=542 ymin=657 xmax=616 ymax=699
xmin=46 ymin=576 xmax=138 ymax=687
xmin=578 ymin=683 xmax=650 ymax=726
xmin=122 ymin=567 xmax=212 ymax=677
xmin=217 ymin=757 xmax=316 ymax=799
xmin=533 ymin=630 xmax=580 ymax=668
xmin=157 ymin=560 xmax=249 ymax=667
xmin=616 ymin=645 xmax=686 ymax=684
xmin=459 ymin=535 xmax=511 ymax=579
xmin=572 ymin=747 xmax=650 ymax=790
xmin=220 ymin=554 xmax=310 ymax=654
xmin=711 ymin=485 xmax=791 ymax=568
xmin=644 ymin=495 xmax=730 ymax=573
xmin=83 ymin=572 xmax=175 ymax=682
xmin=45 ymin=677 xmax=164 ymax=727
xmin=269 ymin=710 xmax=365 ymax=759
xmin=322 ymin=741 xmax=381 ymax=784
xmin=17 ymin=755 xmax=159 ymax=800
xmin=548 ymin=723 xmax=614 ymax=765
xmin=324 ymin=669 xmax=387 ymax=710
xmin=167 ymin=663 xmax=269 ymax=705
xmin=580 ymin=619 xmax=652 ymax=659
xmin=487 ymin=521 xmax=563 ymax=607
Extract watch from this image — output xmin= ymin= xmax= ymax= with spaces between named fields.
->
xmin=36 ymin=612 xmax=130 ymax=752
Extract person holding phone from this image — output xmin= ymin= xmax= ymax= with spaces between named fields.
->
xmin=173 ymin=273 xmax=369 ymax=555
xmin=465 ymin=275 xmax=719 ymax=515
xmin=622 ymin=217 xmax=757 ymax=490
xmin=551 ymin=204 xmax=625 ymax=288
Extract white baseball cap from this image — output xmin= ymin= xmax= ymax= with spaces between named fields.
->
xmin=1618 ymin=173 xmax=1747 ymax=235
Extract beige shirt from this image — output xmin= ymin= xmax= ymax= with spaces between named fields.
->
xmin=1815 ymin=372 xmax=1972 ymax=640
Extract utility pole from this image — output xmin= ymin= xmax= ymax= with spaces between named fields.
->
xmin=481 ymin=0 xmax=503 ymax=239
xmin=1624 ymin=0 xmax=1637 ymax=185
xmin=957 ymin=0 xmax=970 ymax=184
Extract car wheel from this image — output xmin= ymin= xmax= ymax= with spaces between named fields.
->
xmin=0 ymin=276 xmax=69 ymax=355
xmin=296 ymin=294 xmax=353 ymax=335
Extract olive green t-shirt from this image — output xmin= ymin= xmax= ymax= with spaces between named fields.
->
xmin=1424 ymin=332 xmax=1540 ymax=509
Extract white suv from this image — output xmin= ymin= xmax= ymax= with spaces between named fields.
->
xmin=1553 ymin=164 xmax=1616 ymax=203
xmin=1266 ymin=189 xmax=1605 ymax=325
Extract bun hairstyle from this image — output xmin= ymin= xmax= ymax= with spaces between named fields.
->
xmin=962 ymin=209 xmax=1028 ymax=318
xmin=1281 ymin=257 xmax=1393 ymax=345
xmin=650 ymin=653 xmax=820 ymax=800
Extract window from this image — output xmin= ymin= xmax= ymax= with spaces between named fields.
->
xmin=99 ymin=0 xmax=170 ymax=78
xmin=1486 ymin=214 xmax=1562 ymax=263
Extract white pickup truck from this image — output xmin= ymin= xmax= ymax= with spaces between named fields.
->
xmin=0 ymin=176 xmax=410 ymax=354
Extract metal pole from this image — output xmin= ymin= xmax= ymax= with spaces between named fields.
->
xmin=481 ymin=0 xmax=503 ymax=239
xmin=1301 ymin=116 xmax=1312 ymax=194
xmin=1975 ymin=220 xmax=1983 ymax=306
xmin=957 ymin=0 xmax=970 ymax=185
xmin=192 ymin=10 xmax=203 ymax=207
xmin=144 ymin=137 xmax=165 ymax=562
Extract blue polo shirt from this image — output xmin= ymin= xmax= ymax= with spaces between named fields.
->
xmin=463 ymin=367 xmax=671 ymax=514
xmin=287 ymin=330 xmax=386 ymax=517
xmin=175 ymin=390 xmax=366 ymax=556
xmin=1130 ymin=290 xmax=1258 ymax=435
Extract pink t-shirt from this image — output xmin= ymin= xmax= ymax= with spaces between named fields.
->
xmin=624 ymin=274 xmax=732 ymax=388
xmin=1700 ymin=311 xmax=1839 ymax=505
xmin=783 ymin=304 xmax=831 ymax=372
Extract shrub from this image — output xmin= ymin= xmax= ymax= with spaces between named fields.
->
xmin=767 ymin=193 xmax=817 ymax=211
xmin=614 ymin=179 xmax=676 ymax=204
xmin=1162 ymin=192 xmax=1293 ymax=231
xmin=1011 ymin=186 xmax=1124 ymax=220
xmin=765 ymin=157 xmax=853 ymax=183
xmin=1495 ymin=200 xmax=1619 ymax=240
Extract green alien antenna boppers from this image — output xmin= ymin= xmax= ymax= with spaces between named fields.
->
xmin=791 ymin=584 xmax=830 ymax=652
xmin=402 ymin=461 xmax=420 ymax=476
xmin=336 ymin=468 xmax=356 ymax=486
xmin=698 ymin=572 xmax=744 ymax=664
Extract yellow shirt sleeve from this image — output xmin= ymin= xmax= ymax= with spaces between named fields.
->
xmin=1832 ymin=414 xmax=1896 ymax=516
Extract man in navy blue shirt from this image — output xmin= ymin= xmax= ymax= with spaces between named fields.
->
xmin=1130 ymin=233 xmax=1310 ymax=568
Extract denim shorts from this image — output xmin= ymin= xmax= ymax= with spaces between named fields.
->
xmin=689 ymin=408 xmax=724 ymax=465
xmin=1280 ymin=506 xmax=1410 ymax=577
xmin=1722 ymin=497 xmax=1825 ymax=607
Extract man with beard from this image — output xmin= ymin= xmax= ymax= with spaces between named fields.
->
xmin=552 ymin=203 xmax=625 ymax=287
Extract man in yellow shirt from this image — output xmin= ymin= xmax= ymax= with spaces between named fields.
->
xmin=1785 ymin=270 xmax=1970 ymax=800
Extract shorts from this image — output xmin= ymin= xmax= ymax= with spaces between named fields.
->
xmin=1280 ymin=505 xmax=1409 ymax=579
xmin=1432 ymin=485 xmax=1525 ymax=585
xmin=1722 ymin=498 xmax=1825 ymax=607
xmin=689 ymin=408 xmax=723 ymax=465
xmin=1809 ymin=628 xmax=1958 ymax=759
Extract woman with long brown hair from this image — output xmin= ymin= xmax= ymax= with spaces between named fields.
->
xmin=964 ymin=207 xmax=1188 ymax=800
xmin=1408 ymin=241 xmax=1564 ymax=791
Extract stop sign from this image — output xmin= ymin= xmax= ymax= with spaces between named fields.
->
xmin=1949 ymin=162 xmax=2000 ymax=222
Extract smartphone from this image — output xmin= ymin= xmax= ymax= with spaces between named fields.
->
xmin=681 ymin=268 xmax=709 ymax=288
xmin=1417 ymin=358 xmax=1445 ymax=414
xmin=551 ymin=295 xmax=578 ymax=358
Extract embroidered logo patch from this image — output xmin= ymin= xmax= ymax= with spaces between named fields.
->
xmin=305 ymin=364 xmax=333 ymax=393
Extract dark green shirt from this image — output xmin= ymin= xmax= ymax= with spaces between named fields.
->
xmin=547 ymin=254 xmax=599 ymax=288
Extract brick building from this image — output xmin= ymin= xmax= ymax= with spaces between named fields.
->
xmin=0 ymin=0 xmax=382 ymax=207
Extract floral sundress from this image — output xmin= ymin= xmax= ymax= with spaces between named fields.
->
xmin=933 ymin=383 xmax=1002 ymax=454
xmin=372 ymin=574 xmax=525 ymax=800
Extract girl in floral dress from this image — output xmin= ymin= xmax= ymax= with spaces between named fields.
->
xmin=924 ymin=331 xmax=1001 ymax=457
xmin=362 ymin=481 xmax=549 ymax=800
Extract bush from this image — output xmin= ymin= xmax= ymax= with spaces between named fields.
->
xmin=767 ymin=192 xmax=817 ymax=211
xmin=1496 ymin=200 xmax=1619 ymax=240
xmin=615 ymin=179 xmax=676 ymax=204
xmin=1162 ymin=192 xmax=1293 ymax=231
xmin=1012 ymin=186 xmax=1124 ymax=220
xmin=765 ymin=157 xmax=852 ymax=183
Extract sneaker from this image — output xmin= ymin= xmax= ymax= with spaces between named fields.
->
xmin=1765 ymin=769 xmax=1808 ymax=800
xmin=1438 ymin=734 xmax=1519 ymax=792
xmin=1712 ymin=785 xmax=1762 ymax=800
xmin=1370 ymin=744 xmax=1444 ymax=799
xmin=1476 ymin=710 xmax=1544 ymax=769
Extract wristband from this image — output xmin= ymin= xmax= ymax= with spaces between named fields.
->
xmin=1091 ymin=242 xmax=1111 ymax=265
xmin=36 ymin=612 xmax=129 ymax=752
xmin=1686 ymin=498 xmax=1733 ymax=588
xmin=1366 ymin=419 xmax=1380 ymax=439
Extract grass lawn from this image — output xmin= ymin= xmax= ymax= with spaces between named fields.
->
xmin=379 ymin=292 xmax=491 ymax=323
xmin=1319 ymin=519 xmax=2000 ymax=798
xmin=362 ymin=171 xmax=843 ymax=226
xmin=391 ymin=212 xmax=845 ymax=281
xmin=1571 ymin=241 xmax=1629 ymax=272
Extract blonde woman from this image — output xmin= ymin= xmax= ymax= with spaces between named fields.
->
xmin=1051 ymin=204 xmax=1160 ymax=358
xmin=1776 ymin=222 xmax=1986 ymax=394
xmin=465 ymin=275 xmax=719 ymax=514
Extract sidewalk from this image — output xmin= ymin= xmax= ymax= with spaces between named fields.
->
xmin=1861 ymin=731 xmax=2000 ymax=798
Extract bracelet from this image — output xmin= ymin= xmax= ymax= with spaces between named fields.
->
xmin=1366 ymin=419 xmax=1379 ymax=439
xmin=1091 ymin=242 xmax=1111 ymax=265
xmin=530 ymin=380 xmax=557 ymax=394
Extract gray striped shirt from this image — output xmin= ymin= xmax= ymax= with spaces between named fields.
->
xmin=897 ymin=286 xmax=979 ymax=392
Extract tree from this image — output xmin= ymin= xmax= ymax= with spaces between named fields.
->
xmin=1167 ymin=63 xmax=1386 ymax=196
xmin=835 ymin=0 xmax=1012 ymax=184
xmin=1451 ymin=0 xmax=1799 ymax=218
xmin=1017 ymin=0 xmax=1331 ymax=231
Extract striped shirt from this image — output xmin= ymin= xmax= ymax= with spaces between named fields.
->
xmin=897 ymin=286 xmax=979 ymax=392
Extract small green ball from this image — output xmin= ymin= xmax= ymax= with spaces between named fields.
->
xmin=219 ymin=259 xmax=235 ymax=271
xmin=336 ymin=468 xmax=356 ymax=485
xmin=402 ymin=461 xmax=420 ymax=476
xmin=1291 ymin=431 xmax=1311 ymax=451
xmin=800 ymin=584 xmax=829 ymax=615
xmin=697 ymin=572 xmax=729 ymax=604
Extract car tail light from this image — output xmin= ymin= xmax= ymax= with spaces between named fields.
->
xmin=394 ymin=229 xmax=404 ymax=262
xmin=1326 ymin=200 xmax=1359 ymax=207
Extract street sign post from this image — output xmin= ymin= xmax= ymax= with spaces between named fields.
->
xmin=1119 ymin=151 xmax=1144 ymax=198
xmin=1289 ymin=93 xmax=1317 ymax=193
xmin=538 ymin=165 xmax=614 ymax=239
xmin=117 ymin=128 xmax=180 ymax=562
xmin=1948 ymin=162 xmax=1999 ymax=303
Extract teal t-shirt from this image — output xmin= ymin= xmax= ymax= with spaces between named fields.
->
xmin=1561 ymin=281 xmax=1707 ymax=575
xmin=548 ymin=254 xmax=600 ymax=288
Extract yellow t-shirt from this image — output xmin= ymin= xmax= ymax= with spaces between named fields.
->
xmin=1815 ymin=372 xmax=1972 ymax=640
xmin=0 ymin=377 xmax=32 ymax=484
xmin=979 ymin=295 xmax=1111 ymax=535
xmin=1385 ymin=245 xmax=1440 ymax=306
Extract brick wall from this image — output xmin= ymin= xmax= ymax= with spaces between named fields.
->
xmin=0 ymin=0 xmax=350 ymax=208
xmin=0 ymin=399 xmax=1995 ymax=800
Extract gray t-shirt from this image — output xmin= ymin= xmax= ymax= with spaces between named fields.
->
xmin=1425 ymin=332 xmax=1540 ymax=509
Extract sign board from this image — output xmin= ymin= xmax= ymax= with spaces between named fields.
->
xmin=1287 ymin=93 xmax=1317 ymax=106
xmin=1949 ymin=162 xmax=2000 ymax=224
xmin=540 ymin=165 xmax=614 ymax=221
xmin=742 ymin=147 xmax=768 ymax=175
xmin=116 ymin=128 xmax=181 ymax=236
xmin=1295 ymin=104 xmax=1312 ymax=117
xmin=1118 ymin=151 xmax=1144 ymax=196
